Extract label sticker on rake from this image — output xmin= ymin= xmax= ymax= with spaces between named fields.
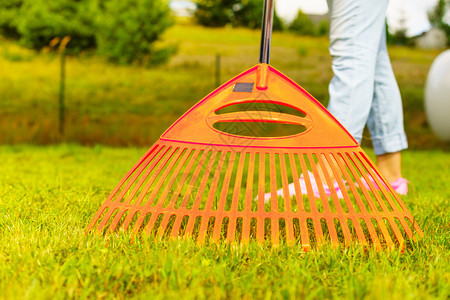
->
xmin=233 ymin=83 xmax=254 ymax=93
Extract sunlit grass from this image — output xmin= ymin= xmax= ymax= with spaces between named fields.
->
xmin=0 ymin=145 xmax=448 ymax=299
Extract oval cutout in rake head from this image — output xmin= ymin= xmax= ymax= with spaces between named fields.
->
xmin=213 ymin=121 xmax=307 ymax=138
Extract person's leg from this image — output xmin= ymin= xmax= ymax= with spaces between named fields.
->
xmin=326 ymin=0 xmax=390 ymax=143
xmin=317 ymin=0 xmax=389 ymax=184
xmin=366 ymin=23 xmax=408 ymax=183
xmin=377 ymin=152 xmax=402 ymax=182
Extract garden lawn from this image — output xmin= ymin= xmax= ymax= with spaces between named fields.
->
xmin=0 ymin=145 xmax=448 ymax=299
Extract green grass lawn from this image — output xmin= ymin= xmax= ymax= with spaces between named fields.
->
xmin=0 ymin=145 xmax=448 ymax=299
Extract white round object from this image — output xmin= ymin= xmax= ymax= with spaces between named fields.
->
xmin=425 ymin=49 xmax=450 ymax=141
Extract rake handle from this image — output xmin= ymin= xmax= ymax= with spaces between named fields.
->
xmin=259 ymin=0 xmax=275 ymax=64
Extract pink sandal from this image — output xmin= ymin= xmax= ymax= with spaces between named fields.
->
xmin=359 ymin=176 xmax=409 ymax=195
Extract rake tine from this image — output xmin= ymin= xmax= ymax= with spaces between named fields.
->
xmin=298 ymin=154 xmax=318 ymax=211
xmin=244 ymin=152 xmax=256 ymax=212
xmin=340 ymin=154 xmax=372 ymax=213
xmin=241 ymin=153 xmax=256 ymax=244
xmin=349 ymin=153 xmax=387 ymax=214
xmin=357 ymin=152 xmax=402 ymax=211
xmin=387 ymin=217 xmax=405 ymax=246
xmin=241 ymin=218 xmax=251 ymax=245
xmin=269 ymin=153 xmax=278 ymax=213
xmin=279 ymin=153 xmax=292 ymax=212
xmin=351 ymin=218 xmax=368 ymax=246
xmin=143 ymin=213 xmax=161 ymax=236
xmin=326 ymin=218 xmax=340 ymax=246
xmin=309 ymin=153 xmax=332 ymax=213
xmin=332 ymin=154 xmax=360 ymax=215
xmin=184 ymin=215 xmax=198 ymax=238
xmin=120 ymin=145 xmax=165 ymax=205
xmin=212 ymin=152 xmax=236 ymax=241
xmin=288 ymin=154 xmax=303 ymax=212
xmin=356 ymin=153 xmax=394 ymax=212
xmin=197 ymin=216 xmax=211 ymax=244
xmin=170 ymin=215 xmax=184 ymax=238
xmin=166 ymin=149 xmax=200 ymax=210
xmin=324 ymin=153 xmax=348 ymax=214
xmin=143 ymin=147 xmax=184 ymax=208
xmin=132 ymin=212 xmax=150 ymax=234
xmin=256 ymin=154 xmax=266 ymax=243
xmin=227 ymin=218 xmax=237 ymax=243
xmin=178 ymin=150 xmax=211 ymax=210
xmin=299 ymin=217 xmax=310 ymax=250
xmin=212 ymin=217 xmax=224 ymax=241
xmin=338 ymin=218 xmax=353 ymax=246
xmin=217 ymin=152 xmax=235 ymax=212
xmin=130 ymin=147 xmax=175 ymax=208
xmin=190 ymin=151 xmax=219 ymax=211
xmin=285 ymin=218 xmax=295 ymax=244
xmin=315 ymin=153 xmax=335 ymax=213
xmin=372 ymin=217 xmax=394 ymax=248
xmin=231 ymin=152 xmax=245 ymax=212
xmin=109 ymin=209 xmax=128 ymax=233
xmin=156 ymin=214 xmax=172 ymax=240
xmin=271 ymin=219 xmax=280 ymax=245
xmin=364 ymin=218 xmax=382 ymax=249
xmin=122 ymin=209 xmax=138 ymax=231
xmin=305 ymin=154 xmax=324 ymax=243
xmin=86 ymin=205 xmax=109 ymax=233
xmin=203 ymin=152 xmax=226 ymax=211
xmin=154 ymin=148 xmax=193 ymax=209
xmin=95 ymin=207 xmax=117 ymax=234
xmin=256 ymin=218 xmax=265 ymax=244
xmin=411 ymin=218 xmax=424 ymax=238
xmin=109 ymin=145 xmax=162 ymax=205
xmin=398 ymin=217 xmax=415 ymax=239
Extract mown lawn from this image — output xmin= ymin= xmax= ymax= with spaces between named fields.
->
xmin=0 ymin=145 xmax=448 ymax=299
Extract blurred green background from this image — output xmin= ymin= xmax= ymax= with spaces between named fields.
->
xmin=0 ymin=0 xmax=448 ymax=150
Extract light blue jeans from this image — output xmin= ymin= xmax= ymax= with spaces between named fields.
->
xmin=326 ymin=0 xmax=408 ymax=155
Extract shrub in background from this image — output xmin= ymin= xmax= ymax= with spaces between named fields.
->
xmin=232 ymin=0 xmax=284 ymax=31
xmin=0 ymin=0 xmax=22 ymax=39
xmin=194 ymin=0 xmax=236 ymax=27
xmin=194 ymin=0 xmax=284 ymax=30
xmin=95 ymin=0 xmax=175 ymax=66
xmin=16 ymin=0 xmax=98 ymax=52
xmin=288 ymin=9 xmax=316 ymax=36
xmin=316 ymin=19 xmax=330 ymax=36
xmin=428 ymin=0 xmax=450 ymax=46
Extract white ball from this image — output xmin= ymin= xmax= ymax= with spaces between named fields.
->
xmin=425 ymin=49 xmax=450 ymax=141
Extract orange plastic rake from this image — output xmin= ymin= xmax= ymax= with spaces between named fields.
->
xmin=87 ymin=0 xmax=423 ymax=248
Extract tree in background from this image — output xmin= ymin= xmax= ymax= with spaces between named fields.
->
xmin=0 ymin=0 xmax=175 ymax=66
xmin=194 ymin=0 xmax=236 ymax=27
xmin=232 ymin=0 xmax=284 ymax=31
xmin=96 ymin=0 xmax=175 ymax=66
xmin=16 ymin=0 xmax=97 ymax=52
xmin=428 ymin=0 xmax=450 ymax=45
xmin=288 ymin=9 xmax=316 ymax=36
xmin=315 ymin=19 xmax=330 ymax=36
xmin=194 ymin=0 xmax=284 ymax=30
xmin=0 ymin=0 xmax=22 ymax=39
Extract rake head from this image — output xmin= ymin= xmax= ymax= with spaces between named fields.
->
xmin=87 ymin=64 xmax=423 ymax=249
